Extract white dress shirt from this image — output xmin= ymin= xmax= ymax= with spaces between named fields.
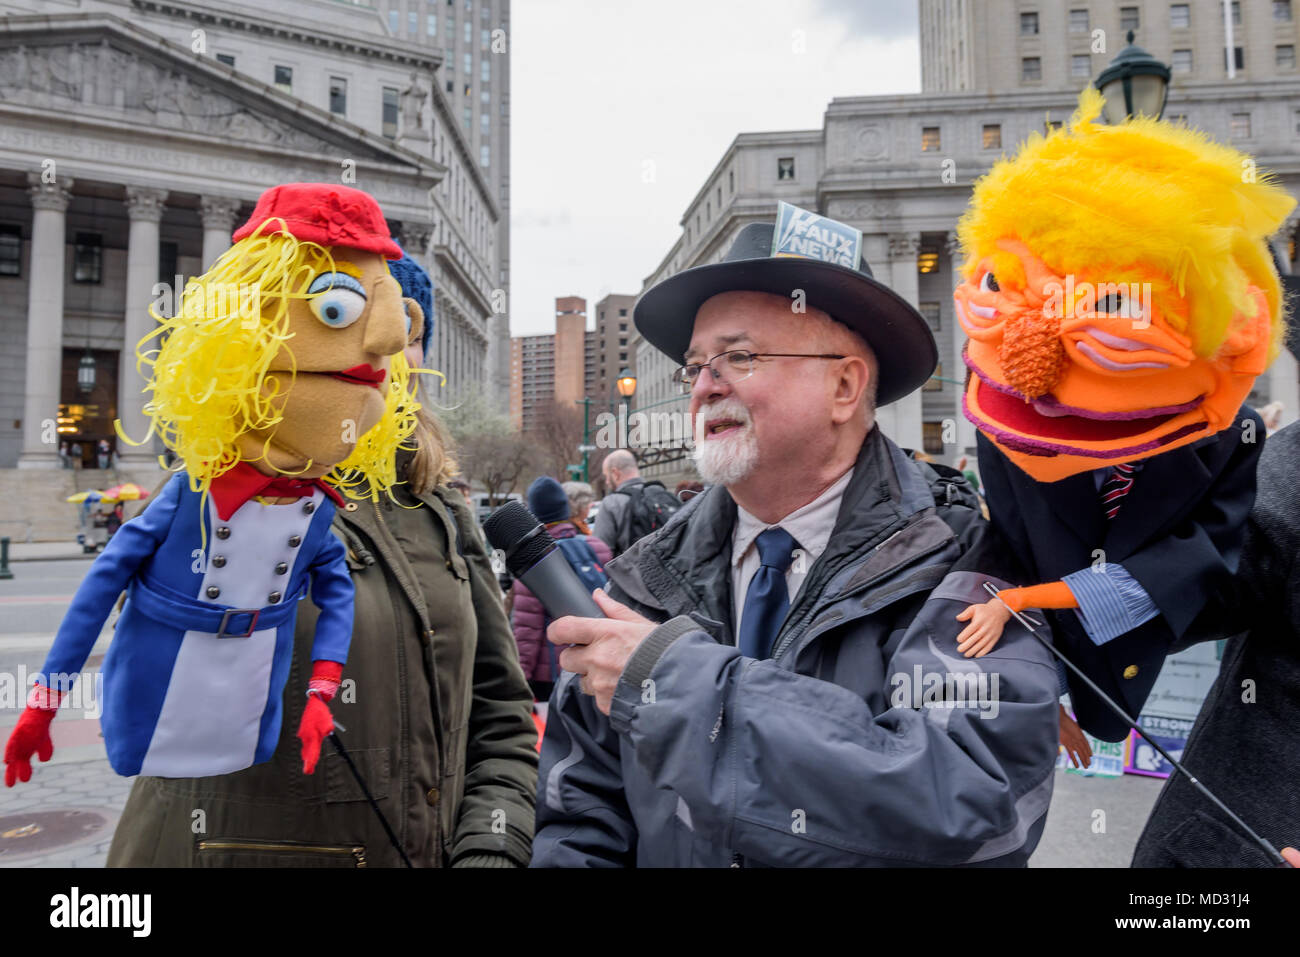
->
xmin=731 ymin=467 xmax=854 ymax=639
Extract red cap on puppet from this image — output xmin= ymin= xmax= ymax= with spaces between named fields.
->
xmin=231 ymin=183 xmax=402 ymax=259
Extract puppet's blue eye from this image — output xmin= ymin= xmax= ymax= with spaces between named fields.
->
xmin=307 ymin=272 xmax=367 ymax=328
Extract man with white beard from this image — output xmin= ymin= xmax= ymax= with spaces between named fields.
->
xmin=531 ymin=203 xmax=1060 ymax=867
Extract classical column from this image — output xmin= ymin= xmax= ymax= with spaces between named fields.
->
xmin=199 ymin=195 xmax=241 ymax=271
xmin=877 ymin=232 xmax=924 ymax=452
xmin=117 ymin=186 xmax=168 ymax=466
xmin=946 ymin=233 xmax=979 ymax=461
xmin=16 ymin=174 xmax=74 ymax=469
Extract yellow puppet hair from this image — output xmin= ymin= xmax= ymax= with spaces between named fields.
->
xmin=956 ymin=87 xmax=1296 ymax=360
xmin=120 ymin=220 xmax=419 ymax=523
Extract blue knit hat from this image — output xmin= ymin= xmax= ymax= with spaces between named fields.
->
xmin=388 ymin=247 xmax=435 ymax=358
xmin=527 ymin=476 xmax=570 ymax=524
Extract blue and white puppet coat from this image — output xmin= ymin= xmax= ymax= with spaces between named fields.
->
xmin=38 ymin=472 xmax=353 ymax=777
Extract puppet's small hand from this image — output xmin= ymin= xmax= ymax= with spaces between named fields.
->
xmin=4 ymin=702 xmax=57 ymax=787
xmin=297 ymin=694 xmax=334 ymax=775
xmin=955 ymin=599 xmax=1012 ymax=658
xmin=1059 ymin=704 xmax=1093 ymax=769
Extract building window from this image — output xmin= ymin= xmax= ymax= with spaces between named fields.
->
xmin=1279 ymin=44 xmax=1296 ymax=69
xmin=1222 ymin=1 xmax=1242 ymax=25
xmin=1022 ymin=56 xmax=1042 ymax=81
xmin=481 ymin=58 xmax=490 ymax=82
xmin=619 ymin=351 xmax=628 ymax=361
xmin=1045 ymin=119 xmax=1063 ymax=133
xmin=619 ymin=308 xmax=628 ymax=316
xmin=777 ymin=157 xmax=795 ymax=180
xmin=1071 ymin=53 xmax=1091 ymax=76
xmin=919 ymin=302 xmax=941 ymax=332
xmin=446 ymin=79 xmax=454 ymax=93
xmin=1278 ymin=0 xmax=1294 ymax=22
xmin=728 ymin=169 xmax=735 ymax=193
xmin=982 ymin=123 xmax=1002 ymax=148
xmin=1226 ymin=46 xmax=1245 ymax=71
xmin=215 ymin=53 xmax=235 ymax=67
xmin=464 ymin=20 xmax=472 ymax=43
xmin=1171 ymin=3 xmax=1191 ymax=28
xmin=463 ymin=106 xmax=472 ymax=130
xmin=1231 ymin=112 xmax=1252 ymax=138
xmin=922 ymin=421 xmax=945 ymax=453
xmin=73 ymin=232 xmax=102 ymax=284
xmin=1020 ymin=11 xmax=1039 ymax=35
xmin=482 ymin=27 xmax=490 ymax=49
xmin=920 ymin=126 xmax=941 ymax=151
xmin=480 ymin=143 xmax=490 ymax=167
xmin=1120 ymin=6 xmax=1140 ymax=31
xmin=273 ymin=65 xmax=292 ymax=94
xmin=1173 ymin=49 xmax=1193 ymax=72
xmin=158 ymin=241 xmax=178 ymax=286
xmin=481 ymin=111 xmax=490 ymax=132
xmin=408 ymin=10 xmax=418 ymax=35
xmin=329 ymin=76 xmax=347 ymax=115
xmin=428 ymin=12 xmax=438 ymax=36
xmin=0 ymin=224 xmax=20 ymax=277
xmin=1069 ymin=8 xmax=1089 ymax=32
xmin=382 ymin=86 xmax=399 ymax=139
xmin=619 ymin=338 xmax=628 ymax=347
xmin=388 ymin=9 xmax=398 ymax=32
xmin=481 ymin=89 xmax=490 ymax=103
xmin=464 ymin=52 xmax=473 ymax=74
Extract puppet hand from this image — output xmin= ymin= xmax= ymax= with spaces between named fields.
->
xmin=1059 ymin=704 xmax=1093 ymax=769
xmin=297 ymin=660 xmax=343 ymax=775
xmin=955 ymin=599 xmax=1012 ymax=658
xmin=297 ymin=695 xmax=334 ymax=775
xmin=4 ymin=689 xmax=61 ymax=787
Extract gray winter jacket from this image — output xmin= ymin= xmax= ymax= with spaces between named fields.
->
xmin=532 ymin=427 xmax=1060 ymax=867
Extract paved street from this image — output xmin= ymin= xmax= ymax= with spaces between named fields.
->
xmin=0 ymin=552 xmax=1165 ymax=868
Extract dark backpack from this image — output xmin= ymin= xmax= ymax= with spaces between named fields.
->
xmin=619 ymin=481 xmax=683 ymax=551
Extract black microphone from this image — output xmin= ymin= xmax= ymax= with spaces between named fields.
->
xmin=483 ymin=501 xmax=604 ymax=620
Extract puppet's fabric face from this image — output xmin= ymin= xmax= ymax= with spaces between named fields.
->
xmin=956 ymin=239 xmax=1272 ymax=482
xmin=236 ymin=248 xmax=406 ymax=477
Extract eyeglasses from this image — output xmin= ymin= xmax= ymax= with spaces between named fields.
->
xmin=671 ymin=350 xmax=846 ymax=394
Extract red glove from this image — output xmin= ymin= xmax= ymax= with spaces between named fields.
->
xmin=296 ymin=660 xmax=343 ymax=775
xmin=4 ymin=685 xmax=63 ymax=787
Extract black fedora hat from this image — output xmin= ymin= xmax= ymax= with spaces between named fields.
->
xmin=634 ymin=205 xmax=937 ymax=406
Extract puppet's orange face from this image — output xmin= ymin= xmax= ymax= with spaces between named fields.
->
xmin=956 ymin=239 xmax=1270 ymax=482
xmin=237 ymin=248 xmax=406 ymax=477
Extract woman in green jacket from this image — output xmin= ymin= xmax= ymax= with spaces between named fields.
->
xmin=106 ymin=265 xmax=537 ymax=868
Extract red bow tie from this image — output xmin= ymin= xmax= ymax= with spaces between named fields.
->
xmin=208 ymin=461 xmax=346 ymax=520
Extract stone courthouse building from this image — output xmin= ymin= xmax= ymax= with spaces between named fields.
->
xmin=0 ymin=0 xmax=509 ymax=539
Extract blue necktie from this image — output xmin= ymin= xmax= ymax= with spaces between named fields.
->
xmin=738 ymin=527 xmax=800 ymax=660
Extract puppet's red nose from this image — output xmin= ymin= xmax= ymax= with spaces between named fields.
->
xmin=998 ymin=309 xmax=1067 ymax=399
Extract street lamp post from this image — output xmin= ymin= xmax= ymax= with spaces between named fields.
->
xmin=1095 ymin=30 xmax=1171 ymax=123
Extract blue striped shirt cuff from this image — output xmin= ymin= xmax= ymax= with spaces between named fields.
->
xmin=1062 ymin=563 xmax=1159 ymax=646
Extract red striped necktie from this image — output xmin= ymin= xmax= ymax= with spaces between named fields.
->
xmin=1100 ymin=462 xmax=1139 ymax=520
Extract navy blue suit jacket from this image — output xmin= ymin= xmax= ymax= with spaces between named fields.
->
xmin=976 ymin=408 xmax=1264 ymax=741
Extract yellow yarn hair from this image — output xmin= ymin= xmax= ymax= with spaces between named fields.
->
xmin=118 ymin=222 xmax=420 ymax=536
xmin=957 ymin=87 xmax=1295 ymax=361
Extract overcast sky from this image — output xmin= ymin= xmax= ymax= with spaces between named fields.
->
xmin=509 ymin=0 xmax=921 ymax=337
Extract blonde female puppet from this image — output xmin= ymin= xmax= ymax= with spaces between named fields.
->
xmin=4 ymin=184 xmax=421 ymax=785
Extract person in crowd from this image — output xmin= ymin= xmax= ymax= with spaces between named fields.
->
xmin=1132 ymin=421 xmax=1300 ymax=867
xmin=591 ymin=449 xmax=643 ymax=555
xmin=675 ymin=479 xmax=704 ymax=502
xmin=106 ymin=251 xmax=537 ymax=868
xmin=562 ymin=480 xmax=596 ymax=534
xmin=511 ymin=476 xmax=611 ymax=704
xmin=532 ymin=206 xmax=1059 ymax=867
xmin=447 ymin=478 xmax=474 ymax=509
